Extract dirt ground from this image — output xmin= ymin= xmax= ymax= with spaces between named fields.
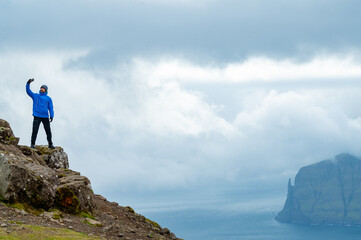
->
xmin=0 ymin=194 xmax=180 ymax=240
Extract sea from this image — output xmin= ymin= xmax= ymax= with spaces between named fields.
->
xmin=144 ymin=209 xmax=361 ymax=240
xmin=110 ymin=182 xmax=361 ymax=240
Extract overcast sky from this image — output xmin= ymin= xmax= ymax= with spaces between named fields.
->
xmin=1 ymin=0 xmax=361 ymax=211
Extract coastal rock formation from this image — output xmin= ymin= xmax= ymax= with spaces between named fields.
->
xmin=0 ymin=118 xmax=181 ymax=239
xmin=276 ymin=153 xmax=361 ymax=225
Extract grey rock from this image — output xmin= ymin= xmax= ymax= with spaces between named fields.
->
xmin=170 ymin=233 xmax=177 ymax=240
xmin=46 ymin=148 xmax=69 ymax=169
xmin=15 ymin=209 xmax=27 ymax=215
xmin=85 ymin=218 xmax=102 ymax=226
xmin=42 ymin=211 xmax=54 ymax=219
xmin=0 ymin=119 xmax=19 ymax=145
xmin=103 ymin=225 xmax=113 ymax=231
xmin=163 ymin=228 xmax=170 ymax=234
xmin=55 ymin=169 xmax=95 ymax=213
xmin=276 ymin=153 xmax=361 ymax=225
xmin=0 ymin=152 xmax=58 ymax=209
xmin=35 ymin=145 xmax=69 ymax=169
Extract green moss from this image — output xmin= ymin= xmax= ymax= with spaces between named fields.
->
xmin=50 ymin=209 xmax=64 ymax=219
xmin=82 ymin=220 xmax=102 ymax=227
xmin=7 ymin=202 xmax=44 ymax=216
xmin=58 ymin=173 xmax=65 ymax=178
xmin=9 ymin=221 xmax=23 ymax=225
xmin=145 ymin=218 xmax=161 ymax=230
xmin=125 ymin=206 xmax=135 ymax=213
xmin=79 ymin=211 xmax=95 ymax=220
xmin=8 ymin=202 xmax=25 ymax=211
xmin=35 ymin=145 xmax=56 ymax=156
xmin=0 ymin=224 xmax=102 ymax=239
xmin=55 ymin=187 xmax=80 ymax=214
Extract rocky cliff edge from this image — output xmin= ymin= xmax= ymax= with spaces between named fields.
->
xmin=276 ymin=153 xmax=361 ymax=226
xmin=0 ymin=118 xmax=181 ymax=240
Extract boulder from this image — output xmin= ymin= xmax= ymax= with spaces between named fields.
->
xmin=0 ymin=152 xmax=58 ymax=209
xmin=35 ymin=146 xmax=69 ymax=169
xmin=55 ymin=169 xmax=95 ymax=213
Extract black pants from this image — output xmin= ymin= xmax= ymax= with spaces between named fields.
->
xmin=31 ymin=116 xmax=53 ymax=145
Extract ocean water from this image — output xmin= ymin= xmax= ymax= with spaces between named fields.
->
xmin=145 ymin=209 xmax=361 ymax=240
xmin=110 ymin=181 xmax=361 ymax=240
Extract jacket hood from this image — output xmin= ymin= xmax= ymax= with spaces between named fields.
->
xmin=41 ymin=85 xmax=48 ymax=92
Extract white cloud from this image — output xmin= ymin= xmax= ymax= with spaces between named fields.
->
xmin=139 ymin=54 xmax=361 ymax=84
xmin=2 ymin=50 xmax=361 ymax=193
xmin=0 ymin=50 xmax=239 ymax=191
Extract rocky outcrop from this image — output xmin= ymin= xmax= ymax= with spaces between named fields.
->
xmin=0 ymin=119 xmax=92 ymax=213
xmin=0 ymin=118 xmax=181 ymax=239
xmin=276 ymin=153 xmax=361 ymax=225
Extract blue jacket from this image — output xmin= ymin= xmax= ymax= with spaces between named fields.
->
xmin=26 ymin=83 xmax=54 ymax=118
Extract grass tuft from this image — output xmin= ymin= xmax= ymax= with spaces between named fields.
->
xmin=0 ymin=224 xmax=102 ymax=239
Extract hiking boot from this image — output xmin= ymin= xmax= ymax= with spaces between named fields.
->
xmin=30 ymin=144 xmax=36 ymax=149
xmin=49 ymin=144 xmax=55 ymax=149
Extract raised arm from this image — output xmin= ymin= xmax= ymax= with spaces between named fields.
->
xmin=26 ymin=79 xmax=35 ymax=99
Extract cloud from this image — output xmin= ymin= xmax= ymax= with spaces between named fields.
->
xmin=0 ymin=50 xmax=240 ymax=191
xmin=136 ymin=54 xmax=361 ymax=84
xmin=2 ymin=0 xmax=361 ymax=62
xmin=2 ymin=50 xmax=361 ymax=194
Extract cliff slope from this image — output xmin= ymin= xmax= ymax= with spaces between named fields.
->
xmin=0 ymin=118 xmax=180 ymax=240
xmin=276 ymin=153 xmax=361 ymax=225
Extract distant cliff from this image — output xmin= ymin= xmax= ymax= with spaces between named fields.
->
xmin=276 ymin=153 xmax=361 ymax=225
xmin=0 ymin=118 xmax=181 ymax=239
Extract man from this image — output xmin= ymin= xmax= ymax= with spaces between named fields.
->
xmin=26 ymin=78 xmax=55 ymax=149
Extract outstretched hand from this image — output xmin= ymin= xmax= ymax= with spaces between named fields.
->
xmin=27 ymin=78 xmax=34 ymax=84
